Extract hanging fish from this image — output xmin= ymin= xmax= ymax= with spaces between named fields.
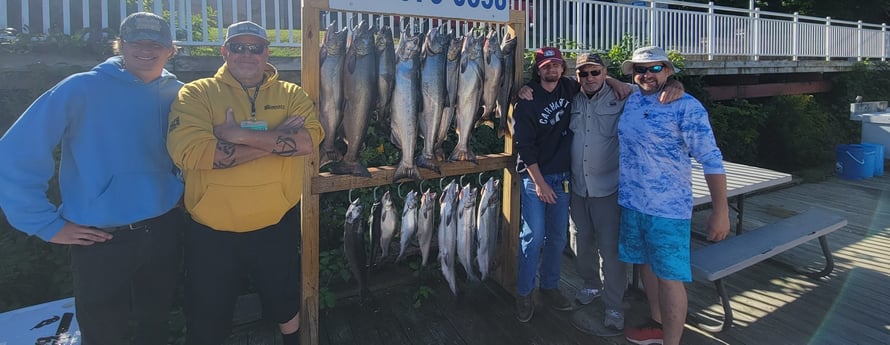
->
xmin=397 ymin=189 xmax=419 ymax=262
xmin=438 ymin=180 xmax=460 ymax=295
xmin=478 ymin=29 xmax=503 ymax=128
xmin=332 ymin=21 xmax=378 ymax=177
xmin=379 ymin=191 xmax=398 ymax=262
xmin=375 ymin=25 xmax=396 ymax=122
xmin=476 ymin=177 xmax=501 ymax=281
xmin=450 ymin=32 xmax=485 ymax=163
xmin=456 ymin=182 xmax=479 ymax=282
xmin=367 ymin=195 xmax=383 ymax=269
xmin=435 ymin=34 xmax=465 ymax=161
xmin=497 ymin=33 xmax=518 ymax=138
xmin=343 ymin=198 xmax=370 ymax=300
xmin=390 ymin=29 xmax=424 ymax=182
xmin=318 ymin=23 xmax=348 ymax=166
xmin=417 ymin=25 xmax=451 ymax=174
xmin=417 ymin=188 xmax=437 ymax=266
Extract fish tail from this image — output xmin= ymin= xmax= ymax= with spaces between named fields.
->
xmin=448 ymin=147 xmax=477 ymax=163
xmin=392 ymin=163 xmax=421 ymax=182
xmin=319 ymin=146 xmax=342 ymax=167
xmin=415 ymin=155 xmax=441 ymax=174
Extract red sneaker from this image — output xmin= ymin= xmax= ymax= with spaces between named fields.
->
xmin=624 ymin=318 xmax=664 ymax=345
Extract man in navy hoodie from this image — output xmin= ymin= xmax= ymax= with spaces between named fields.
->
xmin=0 ymin=12 xmax=185 ymax=345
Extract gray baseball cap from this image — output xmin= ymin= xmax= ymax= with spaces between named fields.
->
xmin=120 ymin=12 xmax=173 ymax=47
xmin=225 ymin=21 xmax=269 ymax=44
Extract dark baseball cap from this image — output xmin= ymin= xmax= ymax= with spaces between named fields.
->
xmin=576 ymin=52 xmax=606 ymax=68
xmin=120 ymin=12 xmax=173 ymax=47
xmin=535 ymin=47 xmax=564 ymax=68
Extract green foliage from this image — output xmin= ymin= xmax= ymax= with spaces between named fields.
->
xmin=758 ymin=95 xmax=842 ymax=172
xmin=412 ymin=285 xmax=434 ymax=309
xmin=318 ymin=248 xmax=352 ymax=309
xmin=706 ymin=99 xmax=768 ymax=164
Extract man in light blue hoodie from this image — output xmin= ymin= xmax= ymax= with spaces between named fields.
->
xmin=0 ymin=12 xmax=185 ymax=345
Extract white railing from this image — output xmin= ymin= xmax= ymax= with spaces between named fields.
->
xmin=525 ymin=0 xmax=889 ymax=61
xmin=2 ymin=0 xmax=888 ymax=61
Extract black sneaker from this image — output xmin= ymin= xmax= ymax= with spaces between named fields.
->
xmin=516 ymin=293 xmax=534 ymax=322
xmin=540 ymin=288 xmax=573 ymax=311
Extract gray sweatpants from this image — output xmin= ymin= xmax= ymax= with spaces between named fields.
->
xmin=569 ymin=192 xmax=627 ymax=310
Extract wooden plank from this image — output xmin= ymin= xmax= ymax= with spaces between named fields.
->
xmin=311 ymin=153 xmax=514 ymax=194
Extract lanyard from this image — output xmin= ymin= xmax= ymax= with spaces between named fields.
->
xmin=243 ymin=83 xmax=261 ymax=120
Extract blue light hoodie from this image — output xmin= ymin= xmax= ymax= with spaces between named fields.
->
xmin=0 ymin=56 xmax=184 ymax=241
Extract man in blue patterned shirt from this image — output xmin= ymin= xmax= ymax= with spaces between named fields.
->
xmin=617 ymin=46 xmax=729 ymax=345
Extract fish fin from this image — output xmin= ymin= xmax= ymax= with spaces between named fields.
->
xmin=346 ymin=50 xmax=357 ymax=73
xmin=449 ymin=147 xmax=478 ymax=163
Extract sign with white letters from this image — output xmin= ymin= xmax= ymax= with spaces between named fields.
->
xmin=329 ymin=0 xmax=510 ymax=23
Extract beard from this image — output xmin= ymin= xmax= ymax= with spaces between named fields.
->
xmin=541 ymin=74 xmax=561 ymax=83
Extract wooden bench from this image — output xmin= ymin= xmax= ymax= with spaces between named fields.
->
xmin=690 ymin=208 xmax=847 ymax=332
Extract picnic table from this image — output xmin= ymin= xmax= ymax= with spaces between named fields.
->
xmin=692 ymin=160 xmax=793 ymax=234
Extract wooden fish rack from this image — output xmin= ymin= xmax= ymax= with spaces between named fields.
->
xmin=300 ymin=1 xmax=527 ymax=344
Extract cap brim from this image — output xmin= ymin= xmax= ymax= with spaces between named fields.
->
xmin=224 ymin=33 xmax=270 ymax=44
xmin=124 ymin=32 xmax=172 ymax=47
xmin=576 ymin=62 xmax=604 ymax=68
xmin=537 ymin=57 xmax=563 ymax=68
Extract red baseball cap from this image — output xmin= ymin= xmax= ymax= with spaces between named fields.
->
xmin=535 ymin=47 xmax=564 ymax=68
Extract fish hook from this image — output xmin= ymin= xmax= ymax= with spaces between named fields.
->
xmin=478 ymin=171 xmax=486 ymax=187
xmin=398 ymin=182 xmax=406 ymax=199
xmin=373 ymin=185 xmax=380 ymax=200
xmin=348 ymin=188 xmax=354 ymax=202
xmin=460 ymin=174 xmax=468 ymax=187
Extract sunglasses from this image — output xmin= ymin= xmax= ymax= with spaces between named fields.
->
xmin=227 ymin=43 xmax=267 ymax=55
xmin=633 ymin=65 xmax=665 ymax=74
xmin=578 ymin=69 xmax=603 ymax=78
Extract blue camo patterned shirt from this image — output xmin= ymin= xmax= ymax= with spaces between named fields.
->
xmin=617 ymin=91 xmax=725 ymax=220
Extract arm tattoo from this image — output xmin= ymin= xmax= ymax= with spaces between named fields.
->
xmin=273 ymin=136 xmax=299 ymax=156
xmin=214 ymin=140 xmax=237 ymax=169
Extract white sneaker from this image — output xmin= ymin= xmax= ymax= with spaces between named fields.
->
xmin=574 ymin=287 xmax=602 ymax=305
xmin=604 ymin=308 xmax=625 ymax=331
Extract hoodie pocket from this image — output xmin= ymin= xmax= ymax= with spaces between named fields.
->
xmin=191 ymin=182 xmax=293 ymax=231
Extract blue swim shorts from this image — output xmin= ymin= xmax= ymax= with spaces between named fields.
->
xmin=618 ymin=206 xmax=692 ymax=282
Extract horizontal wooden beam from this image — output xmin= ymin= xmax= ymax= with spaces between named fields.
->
xmin=311 ymin=153 xmax=515 ymax=194
xmin=704 ymin=81 xmax=832 ymax=100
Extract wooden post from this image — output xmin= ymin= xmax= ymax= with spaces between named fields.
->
xmin=300 ymin=1 xmax=325 ymax=344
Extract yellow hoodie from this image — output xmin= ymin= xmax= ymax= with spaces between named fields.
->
xmin=167 ymin=63 xmax=323 ymax=232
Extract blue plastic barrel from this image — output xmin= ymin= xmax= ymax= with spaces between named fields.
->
xmin=836 ymin=144 xmax=874 ymax=180
xmin=861 ymin=142 xmax=884 ymax=176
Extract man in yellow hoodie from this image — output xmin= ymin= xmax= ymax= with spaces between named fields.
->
xmin=167 ymin=21 xmax=323 ymax=345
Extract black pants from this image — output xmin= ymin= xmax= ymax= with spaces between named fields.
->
xmin=70 ymin=208 xmax=184 ymax=345
xmin=184 ymin=206 xmax=302 ymax=345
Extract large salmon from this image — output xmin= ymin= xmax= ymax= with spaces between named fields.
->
xmin=318 ymin=23 xmax=348 ymax=167
xmin=375 ymin=25 xmax=396 ymax=121
xmin=417 ymin=25 xmax=450 ymax=174
xmin=435 ymin=35 xmax=465 ymax=161
xmin=449 ymin=33 xmax=484 ymax=163
xmin=497 ymin=33 xmax=518 ymax=138
xmin=478 ymin=30 xmax=503 ymax=128
xmin=390 ymin=29 xmax=424 ymax=182
xmin=332 ymin=21 xmax=377 ymax=177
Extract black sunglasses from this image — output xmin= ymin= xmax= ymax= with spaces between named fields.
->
xmin=633 ymin=65 xmax=665 ymax=74
xmin=227 ymin=42 xmax=267 ymax=55
xmin=578 ymin=69 xmax=603 ymax=78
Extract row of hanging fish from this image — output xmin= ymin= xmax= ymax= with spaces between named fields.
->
xmin=342 ymin=177 xmax=502 ymax=300
xmin=319 ymin=20 xmax=519 ymax=181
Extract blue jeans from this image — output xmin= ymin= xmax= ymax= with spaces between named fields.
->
xmin=517 ymin=172 xmax=570 ymax=296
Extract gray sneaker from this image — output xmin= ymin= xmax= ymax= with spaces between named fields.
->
xmin=540 ymin=288 xmax=573 ymax=311
xmin=574 ymin=287 xmax=602 ymax=305
xmin=516 ymin=294 xmax=534 ymax=322
xmin=604 ymin=308 xmax=625 ymax=331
